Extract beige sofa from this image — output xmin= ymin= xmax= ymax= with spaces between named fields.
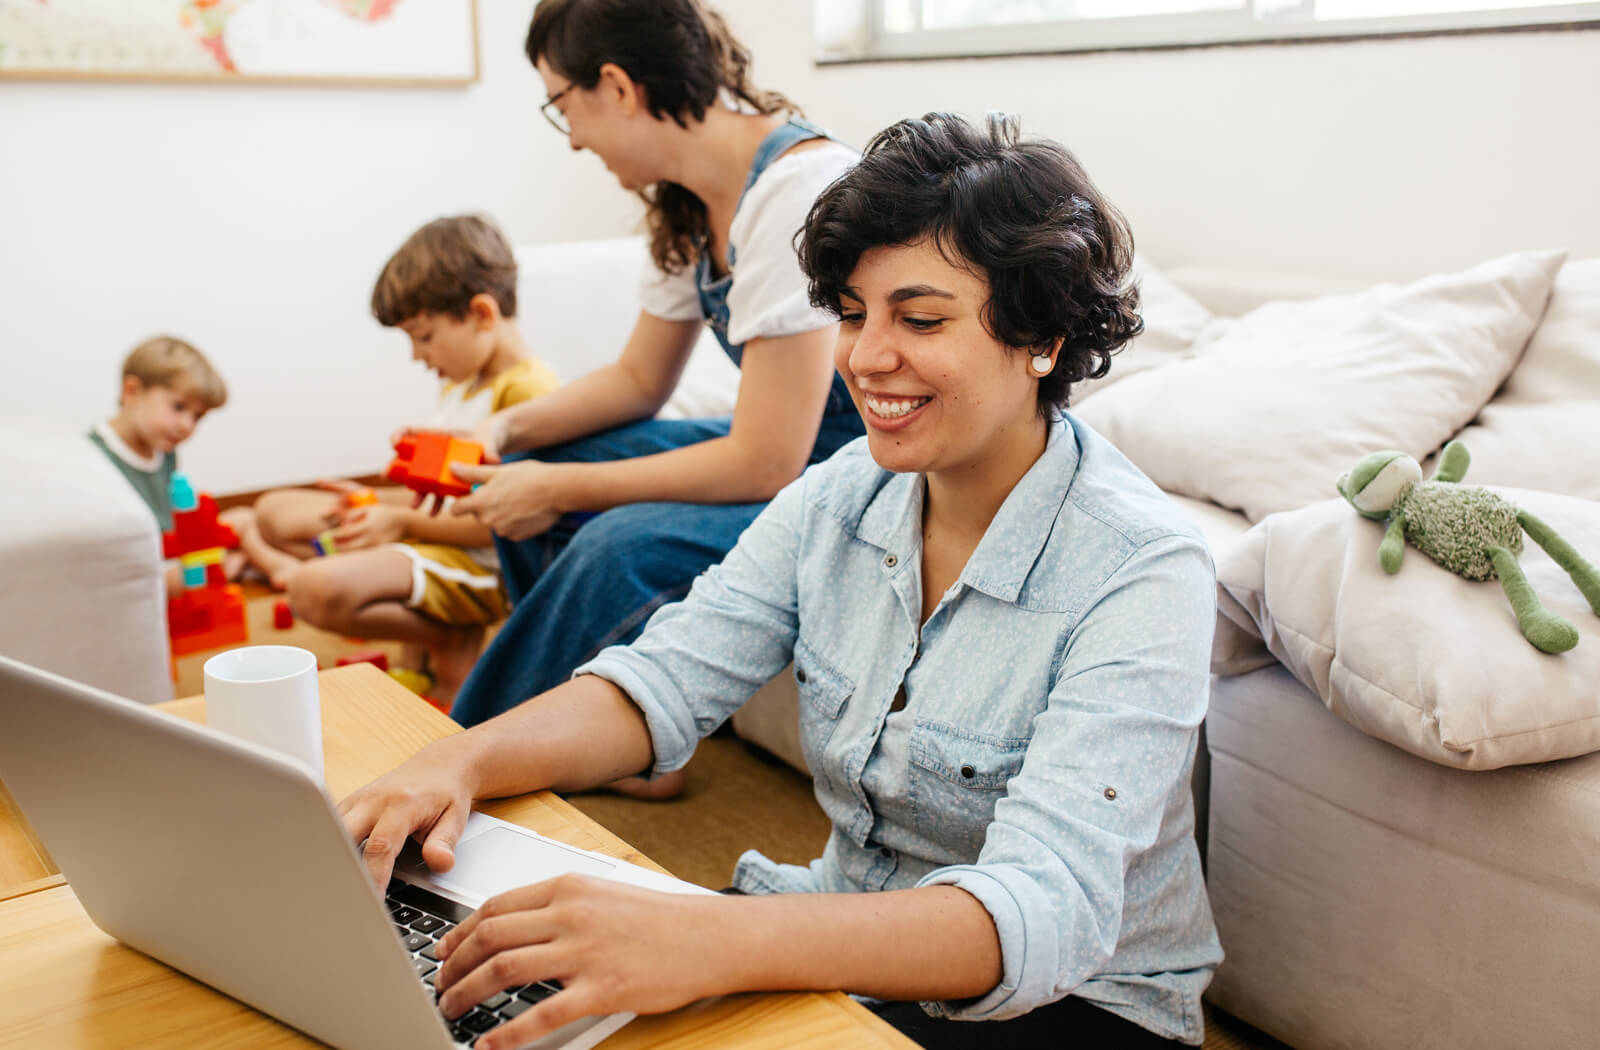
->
xmin=0 ymin=418 xmax=172 ymax=704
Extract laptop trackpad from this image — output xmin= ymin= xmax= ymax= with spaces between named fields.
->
xmin=426 ymin=825 xmax=617 ymax=902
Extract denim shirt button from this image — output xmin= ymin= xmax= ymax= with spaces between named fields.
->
xmin=884 ymin=554 xmax=898 ymax=568
xmin=960 ymin=764 xmax=976 ymax=779
xmin=1104 ymin=787 xmax=1118 ymax=800
xmin=796 ymin=668 xmax=808 ymax=684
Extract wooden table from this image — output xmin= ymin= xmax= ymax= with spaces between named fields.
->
xmin=0 ymin=664 xmax=910 ymax=1049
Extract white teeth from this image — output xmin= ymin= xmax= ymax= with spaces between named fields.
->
xmin=864 ymin=395 xmax=930 ymax=419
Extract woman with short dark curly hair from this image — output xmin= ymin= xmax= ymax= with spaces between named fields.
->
xmin=343 ymin=112 xmax=1221 ymax=1049
xmin=800 ymin=111 xmax=1144 ymax=414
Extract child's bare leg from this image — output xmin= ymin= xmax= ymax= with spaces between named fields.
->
xmin=254 ymin=488 xmax=349 ymax=559
xmin=218 ymin=506 xmax=303 ymax=590
xmin=287 ymin=549 xmax=484 ymax=705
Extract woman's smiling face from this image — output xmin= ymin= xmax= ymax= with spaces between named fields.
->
xmin=835 ymin=239 xmax=1049 ymax=481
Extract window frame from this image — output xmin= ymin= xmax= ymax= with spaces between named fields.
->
xmin=814 ymin=1 xmax=1600 ymax=63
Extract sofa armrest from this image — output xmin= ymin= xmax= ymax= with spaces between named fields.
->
xmin=0 ymin=420 xmax=171 ymax=703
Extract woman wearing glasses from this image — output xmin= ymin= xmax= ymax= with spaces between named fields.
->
xmin=441 ymin=0 xmax=862 ymax=748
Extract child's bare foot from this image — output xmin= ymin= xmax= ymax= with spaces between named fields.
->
xmin=425 ymin=626 xmax=486 ymax=709
xmin=607 ymin=768 xmax=687 ymax=801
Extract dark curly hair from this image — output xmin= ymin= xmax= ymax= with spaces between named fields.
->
xmin=798 ymin=112 xmax=1142 ymax=414
xmin=527 ymin=0 xmax=799 ymax=276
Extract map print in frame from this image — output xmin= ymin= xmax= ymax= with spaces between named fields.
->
xmin=0 ymin=1 xmax=478 ymax=86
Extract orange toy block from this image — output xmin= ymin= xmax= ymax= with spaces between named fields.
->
xmin=385 ymin=432 xmax=483 ymax=500
xmin=167 ymin=584 xmax=249 ymax=657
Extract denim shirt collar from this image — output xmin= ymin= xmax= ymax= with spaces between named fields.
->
xmin=829 ymin=415 xmax=1083 ymax=604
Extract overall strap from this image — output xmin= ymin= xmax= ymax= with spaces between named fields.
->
xmin=727 ymin=117 xmax=832 ymax=269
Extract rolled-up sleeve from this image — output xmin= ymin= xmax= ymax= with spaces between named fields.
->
xmin=918 ymin=535 xmax=1217 ymax=1022
xmin=575 ymin=475 xmax=811 ymax=775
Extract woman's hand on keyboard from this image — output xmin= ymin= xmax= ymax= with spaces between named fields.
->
xmin=431 ymin=874 xmax=734 ymax=1048
xmin=337 ymin=741 xmax=476 ymax=888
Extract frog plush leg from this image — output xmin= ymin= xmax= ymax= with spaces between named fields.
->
xmin=1430 ymin=440 xmax=1471 ymax=484
xmin=1490 ymin=547 xmax=1579 ymax=653
xmin=1378 ymin=513 xmax=1408 ymax=574
xmin=1519 ymin=510 xmax=1600 ymax=615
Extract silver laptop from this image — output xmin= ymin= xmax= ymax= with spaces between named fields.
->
xmin=0 ymin=655 xmax=708 ymax=1050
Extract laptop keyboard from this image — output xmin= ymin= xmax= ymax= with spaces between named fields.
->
xmin=386 ymin=879 xmax=564 ymax=1048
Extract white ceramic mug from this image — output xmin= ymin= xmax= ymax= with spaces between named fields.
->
xmin=203 ymin=646 xmax=324 ymax=784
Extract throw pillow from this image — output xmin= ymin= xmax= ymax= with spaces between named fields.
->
xmin=1493 ymin=257 xmax=1600 ymax=404
xmin=1069 ymin=255 xmax=1212 ymax=404
xmin=1426 ymin=402 xmax=1600 ymax=503
xmin=1213 ymin=488 xmax=1600 ymax=770
xmin=1073 ymin=249 xmax=1567 ymax=522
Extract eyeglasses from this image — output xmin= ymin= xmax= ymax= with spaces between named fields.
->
xmin=540 ymin=83 xmax=575 ymax=136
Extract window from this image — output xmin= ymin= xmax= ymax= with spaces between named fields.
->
xmin=815 ymin=1 xmax=1600 ymax=62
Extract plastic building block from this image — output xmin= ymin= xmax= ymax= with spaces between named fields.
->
xmin=337 ymin=649 xmax=389 ymax=673
xmin=273 ymin=600 xmax=294 ymax=630
xmin=312 ymin=529 xmax=339 ymax=557
xmin=347 ymin=488 xmax=378 ymax=508
xmin=162 ymin=474 xmax=239 ymax=561
xmin=166 ymin=584 xmax=248 ymax=657
xmin=385 ymin=432 xmax=484 ymax=500
xmin=162 ymin=473 xmax=249 ymax=659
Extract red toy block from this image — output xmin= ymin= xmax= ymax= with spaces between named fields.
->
xmin=385 ymin=431 xmax=484 ymax=500
xmin=167 ymin=584 xmax=249 ymax=657
xmin=336 ymin=649 xmax=390 ymax=673
xmin=162 ymin=493 xmax=239 ymax=560
xmin=273 ymin=600 xmax=294 ymax=630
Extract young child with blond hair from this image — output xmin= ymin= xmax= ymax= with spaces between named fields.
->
xmin=89 ymin=336 xmax=249 ymax=589
xmin=246 ymin=215 xmax=559 ymax=704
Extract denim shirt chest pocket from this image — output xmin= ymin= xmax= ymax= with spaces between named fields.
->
xmin=792 ymin=639 xmax=854 ymax=791
xmin=908 ymin=720 xmax=1028 ymax=861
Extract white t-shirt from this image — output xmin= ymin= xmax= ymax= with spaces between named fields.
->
xmin=637 ymin=139 xmax=858 ymax=348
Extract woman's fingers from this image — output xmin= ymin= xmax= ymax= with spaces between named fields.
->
xmin=437 ymin=879 xmax=559 ymax=962
xmin=359 ymin=800 xmax=434 ymax=889
xmin=475 ymin=982 xmax=591 ymax=1049
xmin=419 ymin=800 xmax=470 ymax=875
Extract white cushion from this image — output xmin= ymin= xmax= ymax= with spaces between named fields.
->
xmin=1213 ymin=488 xmax=1600 ymax=770
xmin=1070 ymin=256 xmax=1213 ymax=404
xmin=1494 ymin=257 xmax=1600 ymax=404
xmin=1074 ymin=249 xmax=1567 ymax=522
xmin=0 ymin=419 xmax=171 ymax=703
xmin=514 ymin=238 xmax=739 ymax=420
xmin=1428 ymin=402 xmax=1600 ymax=503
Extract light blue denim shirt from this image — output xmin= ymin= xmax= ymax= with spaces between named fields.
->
xmin=578 ymin=414 xmax=1223 ymax=1044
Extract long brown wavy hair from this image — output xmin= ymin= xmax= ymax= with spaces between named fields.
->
xmin=527 ymin=0 xmax=800 ymax=274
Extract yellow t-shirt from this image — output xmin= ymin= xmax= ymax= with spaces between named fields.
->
xmin=427 ymin=357 xmax=561 ymax=431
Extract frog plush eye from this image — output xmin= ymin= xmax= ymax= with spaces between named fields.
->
xmin=1337 ymin=451 xmax=1421 ymax=519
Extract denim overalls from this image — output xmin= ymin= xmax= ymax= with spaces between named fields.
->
xmin=450 ymin=119 xmax=864 ymax=727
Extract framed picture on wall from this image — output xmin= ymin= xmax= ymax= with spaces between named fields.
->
xmin=0 ymin=0 xmax=478 ymax=86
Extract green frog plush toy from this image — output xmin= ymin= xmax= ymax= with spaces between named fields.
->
xmin=1336 ymin=441 xmax=1600 ymax=654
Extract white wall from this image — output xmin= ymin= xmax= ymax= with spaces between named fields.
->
xmin=4 ymin=4 xmax=1597 ymax=494
xmin=725 ymin=6 xmax=1600 ymax=278
xmin=0 ymin=0 xmax=642 ymax=495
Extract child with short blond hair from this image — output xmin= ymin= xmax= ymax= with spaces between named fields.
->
xmin=90 ymin=335 xmax=229 ymax=534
